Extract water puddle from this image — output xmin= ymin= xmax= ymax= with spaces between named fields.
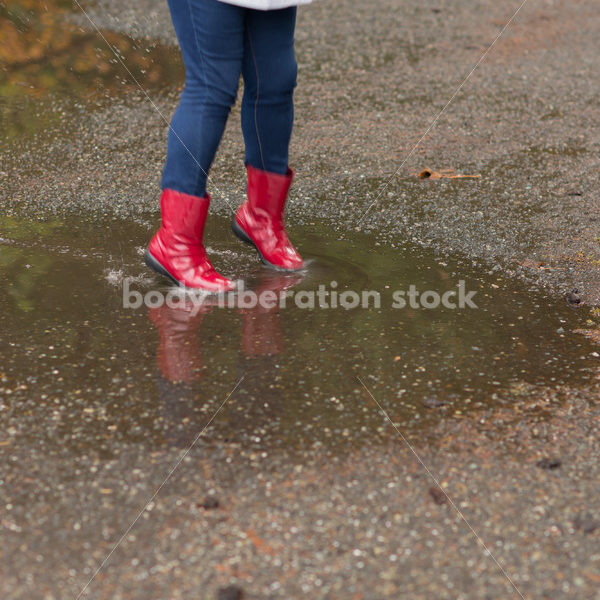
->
xmin=1 ymin=213 xmax=599 ymax=456
xmin=2 ymin=1 xmax=599 ymax=458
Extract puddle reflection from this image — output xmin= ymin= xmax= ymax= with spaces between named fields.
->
xmin=150 ymin=272 xmax=303 ymax=447
xmin=150 ymin=272 xmax=302 ymax=383
xmin=0 ymin=0 xmax=183 ymax=141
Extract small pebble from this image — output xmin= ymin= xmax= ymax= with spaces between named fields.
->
xmin=422 ymin=396 xmax=446 ymax=409
xmin=536 ymin=458 xmax=562 ymax=470
xmin=217 ymin=585 xmax=244 ymax=600
xmin=198 ymin=496 xmax=220 ymax=510
xmin=574 ymin=514 xmax=598 ymax=534
xmin=566 ymin=289 xmax=581 ymax=306
xmin=429 ymin=486 xmax=447 ymax=505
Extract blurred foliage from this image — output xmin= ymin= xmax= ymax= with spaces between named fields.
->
xmin=0 ymin=0 xmax=184 ymax=138
xmin=0 ymin=214 xmax=63 ymax=239
xmin=0 ymin=245 xmax=54 ymax=312
xmin=0 ymin=215 xmax=63 ymax=311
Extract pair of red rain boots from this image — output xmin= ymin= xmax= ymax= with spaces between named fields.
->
xmin=145 ymin=165 xmax=303 ymax=292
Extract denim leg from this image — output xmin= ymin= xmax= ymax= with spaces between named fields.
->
xmin=161 ymin=0 xmax=245 ymax=197
xmin=241 ymin=7 xmax=298 ymax=175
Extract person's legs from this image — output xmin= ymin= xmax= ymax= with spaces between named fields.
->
xmin=162 ymin=0 xmax=245 ymax=196
xmin=241 ymin=7 xmax=298 ymax=174
xmin=232 ymin=7 xmax=303 ymax=271
xmin=148 ymin=0 xmax=245 ymax=290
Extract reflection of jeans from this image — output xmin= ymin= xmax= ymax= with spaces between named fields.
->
xmin=162 ymin=0 xmax=298 ymax=197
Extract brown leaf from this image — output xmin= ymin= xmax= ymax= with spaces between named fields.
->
xmin=519 ymin=259 xmax=550 ymax=270
xmin=245 ymin=528 xmax=276 ymax=555
xmin=583 ymin=570 xmax=600 ymax=583
xmin=574 ymin=328 xmax=600 ymax=343
xmin=417 ymin=167 xmax=480 ymax=180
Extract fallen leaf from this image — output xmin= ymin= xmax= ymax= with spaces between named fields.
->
xmin=583 ymin=570 xmax=600 ymax=583
xmin=245 ymin=528 xmax=275 ymax=555
xmin=519 ymin=259 xmax=550 ymax=270
xmin=417 ymin=167 xmax=480 ymax=180
xmin=574 ymin=328 xmax=600 ymax=343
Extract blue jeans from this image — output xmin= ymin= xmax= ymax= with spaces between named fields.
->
xmin=161 ymin=0 xmax=298 ymax=197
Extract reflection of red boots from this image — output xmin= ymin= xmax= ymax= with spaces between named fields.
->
xmin=146 ymin=189 xmax=235 ymax=292
xmin=148 ymin=302 xmax=210 ymax=383
xmin=241 ymin=311 xmax=283 ymax=357
xmin=233 ymin=165 xmax=303 ymax=271
xmin=240 ymin=273 xmax=302 ymax=356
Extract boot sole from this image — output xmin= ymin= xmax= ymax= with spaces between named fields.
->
xmin=145 ymin=249 xmax=236 ymax=293
xmin=144 ymin=249 xmax=183 ymax=287
xmin=231 ymin=218 xmax=303 ymax=272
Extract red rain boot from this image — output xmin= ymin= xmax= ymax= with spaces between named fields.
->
xmin=146 ymin=189 xmax=235 ymax=292
xmin=232 ymin=165 xmax=303 ymax=271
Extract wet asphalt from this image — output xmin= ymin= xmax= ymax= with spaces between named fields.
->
xmin=2 ymin=0 xmax=600 ymax=598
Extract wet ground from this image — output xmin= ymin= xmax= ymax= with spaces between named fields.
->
xmin=2 ymin=212 xmax=599 ymax=451
xmin=2 ymin=0 xmax=600 ymax=599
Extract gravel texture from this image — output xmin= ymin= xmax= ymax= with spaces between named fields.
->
xmin=2 ymin=1 xmax=600 ymax=599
